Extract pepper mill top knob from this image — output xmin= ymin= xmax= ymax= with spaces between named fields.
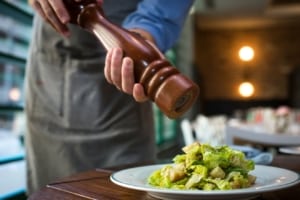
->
xmin=63 ymin=0 xmax=200 ymax=118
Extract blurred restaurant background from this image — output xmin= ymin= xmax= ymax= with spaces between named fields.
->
xmin=1 ymin=0 xmax=300 ymax=199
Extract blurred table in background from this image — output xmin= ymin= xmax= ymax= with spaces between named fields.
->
xmin=226 ymin=123 xmax=300 ymax=149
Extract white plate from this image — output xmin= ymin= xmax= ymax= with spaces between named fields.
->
xmin=279 ymin=146 xmax=300 ymax=155
xmin=110 ymin=164 xmax=300 ymax=200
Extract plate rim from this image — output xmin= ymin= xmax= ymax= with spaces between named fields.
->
xmin=110 ymin=164 xmax=300 ymax=196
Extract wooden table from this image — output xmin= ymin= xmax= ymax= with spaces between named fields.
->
xmin=28 ymin=155 xmax=300 ymax=200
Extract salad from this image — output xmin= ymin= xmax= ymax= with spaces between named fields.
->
xmin=148 ymin=142 xmax=256 ymax=190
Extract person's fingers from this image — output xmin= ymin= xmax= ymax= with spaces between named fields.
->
xmin=110 ymin=48 xmax=123 ymax=89
xmin=104 ymin=49 xmax=113 ymax=84
xmin=133 ymin=84 xmax=148 ymax=102
xmin=48 ymin=0 xmax=70 ymax=23
xmin=29 ymin=0 xmax=70 ymax=36
xmin=104 ymin=46 xmax=148 ymax=102
xmin=96 ymin=0 xmax=103 ymax=5
xmin=41 ymin=0 xmax=69 ymax=35
xmin=29 ymin=0 xmax=47 ymax=20
xmin=121 ymin=57 xmax=134 ymax=94
xmin=105 ymin=47 xmax=148 ymax=101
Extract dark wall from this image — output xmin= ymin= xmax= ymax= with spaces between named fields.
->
xmin=193 ymin=19 xmax=300 ymax=115
xmin=289 ymin=67 xmax=300 ymax=108
xmin=202 ymin=99 xmax=289 ymax=117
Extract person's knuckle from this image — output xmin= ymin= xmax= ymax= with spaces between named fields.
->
xmin=44 ymin=7 xmax=53 ymax=18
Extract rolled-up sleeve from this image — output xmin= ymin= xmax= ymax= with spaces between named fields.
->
xmin=123 ymin=0 xmax=194 ymax=52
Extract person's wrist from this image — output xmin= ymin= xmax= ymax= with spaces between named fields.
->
xmin=129 ymin=28 xmax=155 ymax=44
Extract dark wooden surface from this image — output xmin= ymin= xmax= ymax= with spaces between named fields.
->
xmin=28 ymin=155 xmax=300 ymax=200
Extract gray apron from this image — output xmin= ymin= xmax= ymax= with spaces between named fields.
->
xmin=24 ymin=0 xmax=156 ymax=194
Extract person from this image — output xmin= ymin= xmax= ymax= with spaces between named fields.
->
xmin=25 ymin=0 xmax=194 ymax=195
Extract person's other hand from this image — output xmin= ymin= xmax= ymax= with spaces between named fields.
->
xmin=28 ymin=0 xmax=103 ymax=36
xmin=104 ymin=47 xmax=149 ymax=102
xmin=28 ymin=0 xmax=70 ymax=36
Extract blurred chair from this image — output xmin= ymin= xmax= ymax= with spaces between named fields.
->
xmin=180 ymin=119 xmax=195 ymax=146
xmin=180 ymin=115 xmax=227 ymax=146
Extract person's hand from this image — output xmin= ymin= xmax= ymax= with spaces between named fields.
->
xmin=28 ymin=0 xmax=103 ymax=36
xmin=104 ymin=47 xmax=148 ymax=102
xmin=28 ymin=0 xmax=70 ymax=36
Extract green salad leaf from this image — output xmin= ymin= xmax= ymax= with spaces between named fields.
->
xmin=148 ymin=142 xmax=256 ymax=190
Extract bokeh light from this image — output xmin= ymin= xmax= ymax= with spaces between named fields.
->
xmin=9 ymin=87 xmax=21 ymax=102
xmin=239 ymin=46 xmax=254 ymax=62
xmin=239 ymin=82 xmax=254 ymax=97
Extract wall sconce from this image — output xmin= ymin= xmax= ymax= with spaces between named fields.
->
xmin=239 ymin=81 xmax=254 ymax=98
xmin=239 ymin=46 xmax=254 ymax=62
xmin=238 ymin=45 xmax=255 ymax=98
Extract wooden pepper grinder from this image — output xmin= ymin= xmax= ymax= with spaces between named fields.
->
xmin=63 ymin=0 xmax=199 ymax=119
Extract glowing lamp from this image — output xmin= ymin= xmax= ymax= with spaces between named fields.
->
xmin=239 ymin=46 xmax=254 ymax=62
xmin=239 ymin=81 xmax=254 ymax=98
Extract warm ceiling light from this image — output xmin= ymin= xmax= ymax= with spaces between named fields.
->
xmin=239 ymin=81 xmax=254 ymax=97
xmin=239 ymin=46 xmax=254 ymax=62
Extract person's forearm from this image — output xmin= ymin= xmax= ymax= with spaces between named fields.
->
xmin=123 ymin=0 xmax=194 ymax=52
xmin=129 ymin=28 xmax=155 ymax=44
